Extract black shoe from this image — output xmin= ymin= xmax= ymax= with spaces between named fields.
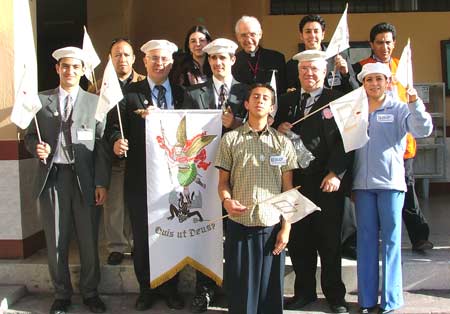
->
xmin=360 ymin=306 xmax=377 ymax=313
xmin=49 ymin=299 xmax=71 ymax=314
xmin=107 ymin=251 xmax=124 ymax=265
xmin=190 ymin=287 xmax=215 ymax=313
xmin=329 ymin=300 xmax=349 ymax=313
xmin=83 ymin=296 xmax=106 ymax=313
xmin=412 ymin=240 xmax=434 ymax=252
xmin=135 ymin=291 xmax=154 ymax=311
xmin=341 ymin=246 xmax=357 ymax=260
xmin=378 ymin=308 xmax=394 ymax=314
xmin=284 ymin=295 xmax=317 ymax=310
xmin=165 ymin=292 xmax=185 ymax=310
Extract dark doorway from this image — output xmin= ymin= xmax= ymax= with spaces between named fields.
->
xmin=36 ymin=0 xmax=87 ymax=91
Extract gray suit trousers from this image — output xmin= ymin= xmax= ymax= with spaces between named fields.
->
xmin=39 ymin=164 xmax=101 ymax=299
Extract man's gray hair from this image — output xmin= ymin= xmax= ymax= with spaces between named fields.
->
xmin=234 ymin=15 xmax=262 ymax=34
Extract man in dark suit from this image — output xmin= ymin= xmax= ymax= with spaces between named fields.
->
xmin=181 ymin=37 xmax=248 ymax=313
xmin=89 ymin=38 xmax=146 ymax=266
xmin=104 ymin=39 xmax=185 ymax=311
xmin=24 ymin=47 xmax=109 ymax=314
xmin=274 ymin=50 xmax=353 ymax=313
xmin=285 ymin=14 xmax=358 ymax=93
xmin=183 ymin=38 xmax=248 ymax=130
xmin=232 ymin=15 xmax=287 ymax=94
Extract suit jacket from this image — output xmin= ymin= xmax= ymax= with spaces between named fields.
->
xmin=24 ymin=87 xmax=109 ymax=206
xmin=104 ymin=79 xmax=184 ymax=208
xmin=274 ymin=88 xmax=353 ymax=181
xmin=286 ymin=44 xmax=359 ymax=93
xmin=181 ymin=78 xmax=248 ymax=118
xmin=232 ymin=46 xmax=287 ymax=94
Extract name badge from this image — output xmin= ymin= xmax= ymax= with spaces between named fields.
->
xmin=377 ymin=114 xmax=394 ymax=123
xmin=327 ymin=72 xmax=341 ymax=86
xmin=77 ymin=129 xmax=93 ymax=141
xmin=270 ymin=155 xmax=287 ymax=166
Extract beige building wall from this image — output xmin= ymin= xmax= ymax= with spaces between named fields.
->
xmin=88 ymin=1 xmax=449 ymax=122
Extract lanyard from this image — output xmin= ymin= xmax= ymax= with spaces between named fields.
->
xmin=247 ymin=50 xmax=261 ymax=80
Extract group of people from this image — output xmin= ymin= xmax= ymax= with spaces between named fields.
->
xmin=23 ymin=12 xmax=434 ymax=314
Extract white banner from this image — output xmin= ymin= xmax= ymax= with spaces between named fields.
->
xmin=146 ymin=110 xmax=223 ymax=288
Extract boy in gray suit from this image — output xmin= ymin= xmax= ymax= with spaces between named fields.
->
xmin=25 ymin=46 xmax=109 ymax=314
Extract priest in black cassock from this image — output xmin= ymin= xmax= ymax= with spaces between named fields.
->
xmin=232 ymin=15 xmax=287 ymax=94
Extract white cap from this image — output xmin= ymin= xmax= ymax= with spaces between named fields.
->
xmin=357 ymin=62 xmax=392 ymax=82
xmin=292 ymin=50 xmax=327 ymax=62
xmin=140 ymin=39 xmax=178 ymax=55
xmin=52 ymin=46 xmax=86 ymax=62
xmin=202 ymin=38 xmax=238 ymax=55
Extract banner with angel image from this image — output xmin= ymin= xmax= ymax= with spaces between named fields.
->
xmin=145 ymin=110 xmax=223 ymax=288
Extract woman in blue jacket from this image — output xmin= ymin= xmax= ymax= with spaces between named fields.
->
xmin=353 ymin=63 xmax=433 ymax=314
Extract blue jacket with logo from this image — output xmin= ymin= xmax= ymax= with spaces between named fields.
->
xmin=352 ymin=95 xmax=433 ymax=191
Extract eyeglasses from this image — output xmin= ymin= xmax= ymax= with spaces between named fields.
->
xmin=238 ymin=32 xmax=260 ymax=39
xmin=147 ymin=55 xmax=172 ymax=65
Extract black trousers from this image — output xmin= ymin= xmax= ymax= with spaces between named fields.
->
xmin=288 ymin=173 xmax=346 ymax=304
xmin=225 ymin=220 xmax=284 ymax=314
xmin=126 ymin=192 xmax=178 ymax=295
xmin=402 ymin=158 xmax=430 ymax=245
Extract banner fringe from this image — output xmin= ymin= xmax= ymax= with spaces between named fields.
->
xmin=150 ymin=256 xmax=223 ymax=288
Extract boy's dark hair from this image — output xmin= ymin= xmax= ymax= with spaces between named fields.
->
xmin=299 ymin=15 xmax=326 ymax=33
xmin=247 ymin=83 xmax=275 ymax=105
xmin=369 ymin=23 xmax=396 ymax=42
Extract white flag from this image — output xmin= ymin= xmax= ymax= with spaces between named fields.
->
xmin=258 ymin=188 xmax=320 ymax=224
xmin=329 ymin=86 xmax=369 ymax=152
xmin=82 ymin=26 xmax=101 ymax=84
xmin=395 ymin=38 xmax=413 ymax=89
xmin=95 ymin=56 xmax=123 ymax=122
xmin=325 ymin=4 xmax=350 ymax=59
xmin=10 ymin=67 xmax=42 ymax=129
xmin=269 ymin=70 xmax=278 ymax=117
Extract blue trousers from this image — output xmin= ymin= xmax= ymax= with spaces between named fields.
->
xmin=354 ymin=189 xmax=404 ymax=311
xmin=225 ymin=220 xmax=284 ymax=314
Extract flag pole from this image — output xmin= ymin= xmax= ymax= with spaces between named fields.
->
xmin=116 ymin=103 xmax=127 ymax=157
xmin=330 ymin=45 xmax=340 ymax=90
xmin=92 ymin=70 xmax=99 ymax=93
xmin=34 ymin=116 xmax=46 ymax=165
xmin=291 ymin=102 xmax=330 ymax=126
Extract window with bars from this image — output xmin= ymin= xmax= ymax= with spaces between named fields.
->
xmin=270 ymin=0 xmax=450 ymax=15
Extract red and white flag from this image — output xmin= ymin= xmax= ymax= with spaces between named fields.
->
xmin=258 ymin=188 xmax=320 ymax=224
xmin=395 ymin=38 xmax=413 ymax=89
xmin=95 ymin=56 xmax=123 ymax=122
xmin=329 ymin=86 xmax=369 ymax=152
xmin=82 ymin=26 xmax=101 ymax=84
xmin=10 ymin=67 xmax=42 ymax=129
xmin=325 ymin=3 xmax=350 ymax=59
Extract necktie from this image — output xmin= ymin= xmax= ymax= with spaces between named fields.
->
xmin=63 ymin=95 xmax=73 ymax=121
xmin=299 ymin=92 xmax=311 ymax=118
xmin=218 ymin=84 xmax=228 ymax=109
xmin=155 ymin=85 xmax=167 ymax=109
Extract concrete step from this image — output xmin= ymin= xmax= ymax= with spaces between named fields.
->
xmin=0 ymin=246 xmax=448 ymax=295
xmin=7 ymin=291 xmax=450 ymax=314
